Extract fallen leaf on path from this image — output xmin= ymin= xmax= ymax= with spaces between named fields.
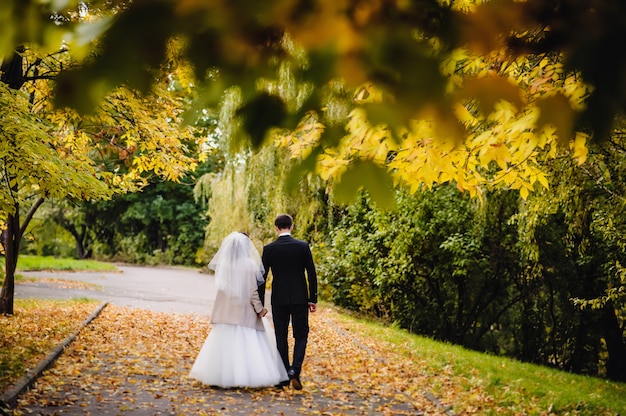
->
xmin=0 ymin=299 xmax=98 ymax=392
xmin=13 ymin=305 xmax=442 ymax=415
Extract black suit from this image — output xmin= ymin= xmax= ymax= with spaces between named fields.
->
xmin=261 ymin=234 xmax=317 ymax=377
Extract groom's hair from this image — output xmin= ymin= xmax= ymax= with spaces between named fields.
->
xmin=274 ymin=214 xmax=293 ymax=230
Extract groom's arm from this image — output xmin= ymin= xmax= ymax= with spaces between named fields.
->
xmin=304 ymin=243 xmax=318 ymax=305
xmin=259 ymin=247 xmax=269 ymax=306
xmin=258 ymin=281 xmax=266 ymax=307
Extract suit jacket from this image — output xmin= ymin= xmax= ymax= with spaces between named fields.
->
xmin=261 ymin=235 xmax=317 ymax=306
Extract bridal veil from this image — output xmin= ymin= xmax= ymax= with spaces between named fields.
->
xmin=208 ymin=232 xmax=265 ymax=301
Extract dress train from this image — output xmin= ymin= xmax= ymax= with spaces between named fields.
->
xmin=189 ymin=318 xmax=287 ymax=388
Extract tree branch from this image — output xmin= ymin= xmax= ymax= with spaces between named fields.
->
xmin=22 ymin=75 xmax=57 ymax=82
xmin=20 ymin=197 xmax=45 ymax=239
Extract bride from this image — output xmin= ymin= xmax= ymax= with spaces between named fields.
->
xmin=189 ymin=232 xmax=288 ymax=388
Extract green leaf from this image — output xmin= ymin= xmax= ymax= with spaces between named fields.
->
xmin=236 ymin=93 xmax=287 ymax=150
xmin=285 ymin=146 xmax=322 ymax=194
xmin=54 ymin=71 xmax=114 ymax=114
xmin=333 ymin=159 xmax=395 ymax=209
xmin=319 ymin=124 xmax=345 ymax=148
xmin=536 ymin=93 xmax=575 ymax=145
xmin=361 ymin=103 xmax=407 ymax=143
xmin=54 ymin=1 xmax=176 ymax=113
xmin=302 ymin=49 xmax=338 ymax=87
xmin=186 ymin=29 xmax=223 ymax=81
xmin=369 ymin=31 xmax=447 ymax=106
xmin=458 ymin=76 xmax=524 ymax=115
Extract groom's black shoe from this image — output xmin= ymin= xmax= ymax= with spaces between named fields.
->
xmin=287 ymin=368 xmax=302 ymax=390
xmin=274 ymin=380 xmax=290 ymax=389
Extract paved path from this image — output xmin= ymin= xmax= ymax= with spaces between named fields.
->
xmin=16 ymin=265 xmax=216 ymax=315
xmin=9 ymin=266 xmax=449 ymax=415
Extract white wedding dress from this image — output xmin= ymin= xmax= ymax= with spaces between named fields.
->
xmin=189 ymin=316 xmax=287 ymax=388
xmin=190 ymin=232 xmax=288 ymax=388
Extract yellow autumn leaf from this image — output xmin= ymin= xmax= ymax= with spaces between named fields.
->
xmin=520 ymin=185 xmax=529 ymax=200
xmin=536 ymin=172 xmax=549 ymax=189
xmin=570 ymin=132 xmax=589 ymax=165
xmin=453 ymin=103 xmax=478 ymax=127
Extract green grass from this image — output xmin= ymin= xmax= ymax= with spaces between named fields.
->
xmin=331 ymin=306 xmax=626 ymax=415
xmin=16 ymin=255 xmax=118 ymax=272
xmin=14 ymin=273 xmax=35 ymax=283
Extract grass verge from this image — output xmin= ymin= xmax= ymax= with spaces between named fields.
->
xmin=16 ymin=255 xmax=118 ymax=272
xmin=0 ymin=299 xmax=99 ymax=392
xmin=330 ymin=306 xmax=626 ymax=415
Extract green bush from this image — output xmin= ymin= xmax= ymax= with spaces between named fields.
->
xmin=21 ymin=218 xmax=76 ymax=258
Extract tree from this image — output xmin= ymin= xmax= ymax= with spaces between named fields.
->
xmin=77 ymin=165 xmax=214 ymax=265
xmin=516 ymin=128 xmax=626 ymax=381
xmin=41 ymin=200 xmax=94 ymax=259
xmin=0 ymin=81 xmax=110 ymax=314
xmin=0 ymin=37 xmax=204 ymax=315
xmin=3 ymin=1 xmax=624 ymax=181
xmin=318 ymin=188 xmax=523 ymax=345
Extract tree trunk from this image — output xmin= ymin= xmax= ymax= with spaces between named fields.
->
xmin=0 ymin=198 xmax=45 ymax=315
xmin=52 ymin=211 xmax=91 ymax=259
xmin=0 ymin=212 xmax=20 ymax=315
xmin=0 ymin=46 xmax=26 ymax=90
xmin=567 ymin=310 xmax=599 ymax=374
xmin=602 ymin=304 xmax=626 ymax=382
xmin=75 ymin=235 xmax=86 ymax=259
xmin=66 ymin=223 xmax=86 ymax=259
xmin=74 ymin=225 xmax=92 ymax=259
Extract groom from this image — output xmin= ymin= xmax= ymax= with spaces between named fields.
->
xmin=261 ymin=214 xmax=317 ymax=390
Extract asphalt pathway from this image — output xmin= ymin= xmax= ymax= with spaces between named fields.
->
xmin=8 ymin=266 xmax=450 ymax=415
xmin=16 ymin=265 xmax=215 ymax=316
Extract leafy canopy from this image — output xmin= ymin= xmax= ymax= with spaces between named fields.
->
xmin=3 ymin=0 xmax=624 ymax=204
xmin=0 ymin=82 xmax=110 ymax=217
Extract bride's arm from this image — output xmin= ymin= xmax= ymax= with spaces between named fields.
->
xmin=249 ymin=271 xmax=266 ymax=317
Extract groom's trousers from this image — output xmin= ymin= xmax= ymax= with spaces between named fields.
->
xmin=272 ymin=303 xmax=309 ymax=375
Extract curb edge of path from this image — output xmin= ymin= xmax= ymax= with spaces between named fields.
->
xmin=0 ymin=301 xmax=109 ymax=414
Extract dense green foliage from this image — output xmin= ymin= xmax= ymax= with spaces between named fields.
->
xmin=84 ymin=181 xmax=207 ymax=265
xmin=21 ymin=160 xmax=218 ymax=266
xmin=320 ymin=190 xmax=518 ymax=345
xmin=518 ymin=135 xmax=626 ymax=380
xmin=315 ymin=180 xmax=626 ymax=381
xmin=200 ymin=134 xmax=625 ymax=381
